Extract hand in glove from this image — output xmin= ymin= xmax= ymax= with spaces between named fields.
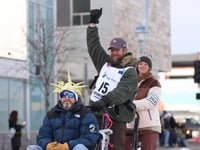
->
xmin=55 ymin=143 xmax=69 ymax=150
xmin=46 ymin=142 xmax=69 ymax=150
xmin=125 ymin=100 xmax=137 ymax=111
xmin=91 ymin=100 xmax=106 ymax=111
xmin=89 ymin=8 xmax=102 ymax=24
xmin=46 ymin=142 xmax=58 ymax=150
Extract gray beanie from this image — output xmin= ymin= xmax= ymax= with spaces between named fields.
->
xmin=140 ymin=56 xmax=152 ymax=68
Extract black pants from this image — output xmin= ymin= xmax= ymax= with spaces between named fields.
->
xmin=11 ymin=136 xmax=21 ymax=150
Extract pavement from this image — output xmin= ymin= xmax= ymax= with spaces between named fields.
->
xmin=0 ymin=132 xmax=37 ymax=150
xmin=1 ymin=132 xmax=200 ymax=150
xmin=157 ymin=147 xmax=196 ymax=150
xmin=157 ymin=139 xmax=200 ymax=150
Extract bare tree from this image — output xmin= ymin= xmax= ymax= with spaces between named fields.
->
xmin=27 ymin=17 xmax=74 ymax=112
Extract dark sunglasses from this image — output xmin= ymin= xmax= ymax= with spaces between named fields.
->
xmin=60 ymin=90 xmax=75 ymax=98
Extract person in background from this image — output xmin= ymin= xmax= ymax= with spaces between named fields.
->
xmin=176 ymin=122 xmax=188 ymax=147
xmin=9 ymin=110 xmax=26 ymax=150
xmin=168 ymin=113 xmax=177 ymax=147
xmin=128 ymin=55 xmax=161 ymax=150
xmin=162 ymin=112 xmax=171 ymax=147
xmin=159 ymin=110 xmax=167 ymax=146
xmin=26 ymin=71 xmax=99 ymax=150
xmin=87 ymin=8 xmax=138 ymax=150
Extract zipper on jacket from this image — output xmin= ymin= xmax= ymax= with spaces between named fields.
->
xmin=147 ymin=109 xmax=152 ymax=120
xmin=61 ymin=111 xmax=66 ymax=143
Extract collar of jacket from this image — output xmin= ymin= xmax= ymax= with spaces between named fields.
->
xmin=138 ymin=72 xmax=153 ymax=82
xmin=120 ymin=52 xmax=139 ymax=67
xmin=110 ymin=52 xmax=139 ymax=68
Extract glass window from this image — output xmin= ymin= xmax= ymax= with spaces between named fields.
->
xmin=83 ymin=15 xmax=90 ymax=25
xmin=0 ymin=78 xmax=26 ymax=131
xmin=29 ymin=77 xmax=46 ymax=131
xmin=73 ymin=15 xmax=81 ymax=25
xmin=73 ymin=0 xmax=90 ymax=13
xmin=56 ymin=0 xmax=90 ymax=27
xmin=43 ymin=0 xmax=53 ymax=5
xmin=57 ymin=0 xmax=70 ymax=27
xmin=9 ymin=80 xmax=26 ymax=122
xmin=0 ymin=78 xmax=9 ymax=131
xmin=72 ymin=0 xmax=90 ymax=26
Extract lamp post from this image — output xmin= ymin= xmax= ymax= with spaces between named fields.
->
xmin=83 ymin=57 xmax=89 ymax=105
xmin=135 ymin=25 xmax=146 ymax=55
xmin=136 ymin=0 xmax=148 ymax=55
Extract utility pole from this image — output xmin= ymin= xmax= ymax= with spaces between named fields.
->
xmin=135 ymin=0 xmax=148 ymax=55
xmin=194 ymin=52 xmax=200 ymax=96
xmin=83 ymin=57 xmax=89 ymax=105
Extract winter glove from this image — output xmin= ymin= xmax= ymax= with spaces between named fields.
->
xmin=131 ymin=102 xmax=137 ymax=110
xmin=55 ymin=143 xmax=69 ymax=150
xmin=46 ymin=142 xmax=69 ymax=150
xmin=46 ymin=142 xmax=58 ymax=150
xmin=89 ymin=8 xmax=102 ymax=24
xmin=125 ymin=100 xmax=137 ymax=111
xmin=91 ymin=100 xmax=106 ymax=111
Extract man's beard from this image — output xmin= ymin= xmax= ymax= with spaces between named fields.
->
xmin=63 ymin=102 xmax=72 ymax=110
xmin=109 ymin=55 xmax=124 ymax=66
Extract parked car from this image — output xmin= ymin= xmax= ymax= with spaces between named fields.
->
xmin=181 ymin=118 xmax=200 ymax=139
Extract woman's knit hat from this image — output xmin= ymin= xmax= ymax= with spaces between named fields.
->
xmin=140 ymin=56 xmax=152 ymax=68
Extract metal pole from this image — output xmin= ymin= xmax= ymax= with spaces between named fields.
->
xmin=83 ymin=61 xmax=89 ymax=105
xmin=26 ymin=80 xmax=31 ymax=140
xmin=141 ymin=0 xmax=148 ymax=31
xmin=136 ymin=0 xmax=148 ymax=55
xmin=139 ymin=39 xmax=144 ymax=55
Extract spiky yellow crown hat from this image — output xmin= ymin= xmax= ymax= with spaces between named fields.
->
xmin=50 ymin=71 xmax=87 ymax=100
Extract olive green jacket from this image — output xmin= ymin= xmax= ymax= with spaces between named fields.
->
xmin=87 ymin=26 xmax=138 ymax=123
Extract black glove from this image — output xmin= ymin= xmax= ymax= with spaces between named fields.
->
xmin=91 ymin=100 xmax=106 ymax=111
xmin=125 ymin=100 xmax=137 ymax=111
xmin=89 ymin=8 xmax=102 ymax=24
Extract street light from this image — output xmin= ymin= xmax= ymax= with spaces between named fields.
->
xmin=135 ymin=25 xmax=146 ymax=55
xmin=136 ymin=0 xmax=148 ymax=55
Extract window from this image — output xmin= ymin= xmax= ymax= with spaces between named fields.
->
xmin=56 ymin=0 xmax=90 ymax=27
xmin=0 ymin=78 xmax=26 ymax=131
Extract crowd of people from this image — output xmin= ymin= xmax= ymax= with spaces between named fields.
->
xmin=159 ymin=110 xmax=188 ymax=148
xmin=8 ymin=7 xmax=189 ymax=150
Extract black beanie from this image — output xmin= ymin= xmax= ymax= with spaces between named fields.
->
xmin=140 ymin=56 xmax=152 ymax=68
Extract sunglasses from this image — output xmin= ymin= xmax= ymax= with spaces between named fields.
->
xmin=60 ymin=90 xmax=75 ymax=98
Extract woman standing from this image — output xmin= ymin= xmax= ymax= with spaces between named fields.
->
xmin=129 ymin=55 xmax=161 ymax=150
xmin=8 ymin=110 xmax=26 ymax=150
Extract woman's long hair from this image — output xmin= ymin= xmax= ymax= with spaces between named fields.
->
xmin=9 ymin=110 xmax=18 ymax=122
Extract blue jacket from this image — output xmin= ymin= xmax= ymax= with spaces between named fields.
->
xmin=37 ymin=99 xmax=99 ymax=150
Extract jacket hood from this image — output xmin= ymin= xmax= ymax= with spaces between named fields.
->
xmin=120 ymin=52 xmax=140 ymax=67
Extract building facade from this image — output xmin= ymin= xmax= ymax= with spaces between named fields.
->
xmin=54 ymin=0 xmax=171 ymax=82
xmin=0 ymin=0 xmax=172 ymax=140
xmin=0 ymin=57 xmax=29 ymax=132
xmin=27 ymin=0 xmax=55 ymax=131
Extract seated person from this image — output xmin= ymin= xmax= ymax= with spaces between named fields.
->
xmin=27 ymin=71 xmax=99 ymax=150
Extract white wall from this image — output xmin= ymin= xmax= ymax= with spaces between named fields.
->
xmin=0 ymin=0 xmax=27 ymax=60
xmin=0 ymin=57 xmax=28 ymax=79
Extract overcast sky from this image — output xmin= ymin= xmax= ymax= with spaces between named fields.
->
xmin=171 ymin=0 xmax=200 ymax=54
